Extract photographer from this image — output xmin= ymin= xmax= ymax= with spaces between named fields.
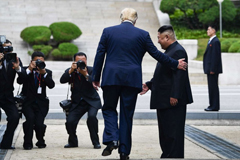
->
xmin=60 ymin=52 xmax=102 ymax=149
xmin=17 ymin=51 xmax=55 ymax=150
xmin=0 ymin=38 xmax=26 ymax=149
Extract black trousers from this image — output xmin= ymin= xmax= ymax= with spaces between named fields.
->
xmin=207 ymin=74 xmax=220 ymax=110
xmin=22 ymin=103 xmax=46 ymax=148
xmin=157 ymin=105 xmax=186 ymax=158
xmin=0 ymin=100 xmax=19 ymax=148
xmin=65 ymin=101 xmax=99 ymax=146
xmin=102 ymin=85 xmax=139 ymax=155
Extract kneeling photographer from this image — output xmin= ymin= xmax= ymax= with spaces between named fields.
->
xmin=17 ymin=51 xmax=55 ymax=150
xmin=60 ymin=52 xmax=102 ymax=149
xmin=0 ymin=36 xmax=26 ymax=149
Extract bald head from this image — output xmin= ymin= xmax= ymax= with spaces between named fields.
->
xmin=120 ymin=8 xmax=138 ymax=24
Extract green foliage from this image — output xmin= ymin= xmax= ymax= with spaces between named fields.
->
xmin=52 ymin=43 xmax=78 ymax=60
xmin=49 ymin=22 xmax=82 ymax=43
xmin=228 ymin=41 xmax=240 ymax=52
xmin=32 ymin=45 xmax=53 ymax=57
xmin=221 ymin=39 xmax=239 ymax=52
xmin=160 ymin=0 xmax=237 ymax=29
xmin=196 ymin=38 xmax=208 ymax=61
xmin=20 ymin=26 xmax=51 ymax=45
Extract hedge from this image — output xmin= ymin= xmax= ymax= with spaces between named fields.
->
xmin=221 ymin=39 xmax=239 ymax=52
xmin=32 ymin=45 xmax=53 ymax=57
xmin=49 ymin=22 xmax=82 ymax=43
xmin=52 ymin=43 xmax=78 ymax=60
xmin=20 ymin=26 xmax=51 ymax=45
xmin=228 ymin=41 xmax=240 ymax=52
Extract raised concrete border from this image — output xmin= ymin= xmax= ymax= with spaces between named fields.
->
xmin=1 ymin=112 xmax=240 ymax=120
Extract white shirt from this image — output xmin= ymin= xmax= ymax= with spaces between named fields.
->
xmin=26 ymin=68 xmax=48 ymax=78
xmin=209 ymin=35 xmax=216 ymax=44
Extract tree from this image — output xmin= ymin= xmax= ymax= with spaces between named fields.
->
xmin=160 ymin=0 xmax=237 ymax=29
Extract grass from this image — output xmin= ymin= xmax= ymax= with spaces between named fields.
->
xmin=196 ymin=38 xmax=208 ymax=61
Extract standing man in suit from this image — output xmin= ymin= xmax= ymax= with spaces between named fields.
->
xmin=203 ymin=25 xmax=222 ymax=111
xmin=141 ymin=25 xmax=193 ymax=158
xmin=60 ymin=52 xmax=102 ymax=149
xmin=92 ymin=8 xmax=187 ymax=160
xmin=17 ymin=51 xmax=55 ymax=150
xmin=0 ymin=38 xmax=26 ymax=149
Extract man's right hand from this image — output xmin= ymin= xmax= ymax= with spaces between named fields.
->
xmin=140 ymin=83 xmax=149 ymax=95
xmin=0 ymin=53 xmax=4 ymax=65
xmin=69 ymin=62 xmax=77 ymax=74
xmin=28 ymin=60 xmax=36 ymax=71
xmin=177 ymin=58 xmax=187 ymax=71
xmin=92 ymin=81 xmax=100 ymax=91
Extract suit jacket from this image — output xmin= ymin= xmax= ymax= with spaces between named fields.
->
xmin=203 ymin=36 xmax=223 ymax=74
xmin=146 ymin=41 xmax=193 ymax=109
xmin=17 ymin=67 xmax=55 ymax=117
xmin=0 ymin=58 xmax=26 ymax=104
xmin=92 ymin=22 xmax=179 ymax=90
xmin=60 ymin=66 xmax=102 ymax=111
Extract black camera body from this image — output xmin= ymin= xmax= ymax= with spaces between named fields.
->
xmin=35 ymin=59 xmax=46 ymax=69
xmin=0 ymin=35 xmax=14 ymax=62
xmin=76 ymin=60 xmax=86 ymax=70
xmin=5 ymin=53 xmax=17 ymax=63
xmin=14 ymin=94 xmax=26 ymax=116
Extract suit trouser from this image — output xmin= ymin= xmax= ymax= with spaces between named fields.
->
xmin=102 ymin=85 xmax=139 ymax=155
xmin=207 ymin=74 xmax=220 ymax=110
xmin=157 ymin=105 xmax=186 ymax=158
xmin=65 ymin=103 xmax=99 ymax=146
xmin=0 ymin=100 xmax=19 ymax=148
xmin=22 ymin=103 xmax=46 ymax=148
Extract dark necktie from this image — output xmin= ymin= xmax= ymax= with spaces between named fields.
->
xmin=35 ymin=72 xmax=39 ymax=85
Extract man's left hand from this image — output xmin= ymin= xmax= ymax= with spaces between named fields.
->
xmin=177 ymin=58 xmax=187 ymax=71
xmin=170 ymin=97 xmax=178 ymax=106
xmin=39 ymin=68 xmax=47 ymax=74
xmin=12 ymin=57 xmax=20 ymax=70
xmin=210 ymin=71 xmax=215 ymax=74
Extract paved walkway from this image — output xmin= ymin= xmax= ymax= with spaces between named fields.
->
xmin=1 ymin=119 xmax=240 ymax=160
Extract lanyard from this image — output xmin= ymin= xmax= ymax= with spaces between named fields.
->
xmin=36 ymin=73 xmax=41 ymax=86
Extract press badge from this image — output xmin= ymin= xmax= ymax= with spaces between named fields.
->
xmin=37 ymin=86 xmax=42 ymax=94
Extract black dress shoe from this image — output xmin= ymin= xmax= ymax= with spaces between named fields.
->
xmin=120 ymin=153 xmax=129 ymax=160
xmin=102 ymin=141 xmax=118 ymax=156
xmin=64 ymin=144 xmax=78 ymax=148
xmin=0 ymin=146 xmax=15 ymax=150
xmin=204 ymin=108 xmax=219 ymax=111
xmin=24 ymin=147 xmax=32 ymax=150
xmin=94 ymin=144 xmax=101 ymax=149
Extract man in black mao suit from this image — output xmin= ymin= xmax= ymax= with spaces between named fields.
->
xmin=203 ymin=25 xmax=222 ymax=111
xmin=60 ymin=52 xmax=102 ymax=149
xmin=0 ymin=39 xmax=26 ymax=149
xmin=141 ymin=25 xmax=193 ymax=158
xmin=17 ymin=51 xmax=55 ymax=150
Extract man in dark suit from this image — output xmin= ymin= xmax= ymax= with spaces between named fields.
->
xmin=92 ymin=8 xmax=187 ymax=160
xmin=203 ymin=25 xmax=222 ymax=111
xmin=0 ymin=39 xmax=26 ymax=149
xmin=17 ymin=51 xmax=55 ymax=150
xmin=141 ymin=25 xmax=193 ymax=158
xmin=60 ymin=52 xmax=102 ymax=149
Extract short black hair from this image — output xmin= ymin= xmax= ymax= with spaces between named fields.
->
xmin=73 ymin=52 xmax=87 ymax=61
xmin=208 ymin=24 xmax=218 ymax=32
xmin=158 ymin=25 xmax=174 ymax=33
xmin=31 ymin=51 xmax=44 ymax=60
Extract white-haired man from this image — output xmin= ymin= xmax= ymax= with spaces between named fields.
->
xmin=92 ymin=8 xmax=187 ymax=160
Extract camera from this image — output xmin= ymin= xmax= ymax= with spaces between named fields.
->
xmin=35 ymin=59 xmax=46 ymax=69
xmin=14 ymin=94 xmax=26 ymax=117
xmin=5 ymin=53 xmax=17 ymax=63
xmin=0 ymin=35 xmax=13 ymax=53
xmin=76 ymin=60 xmax=86 ymax=70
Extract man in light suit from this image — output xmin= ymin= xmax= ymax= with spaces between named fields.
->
xmin=141 ymin=25 xmax=193 ymax=158
xmin=0 ymin=39 xmax=26 ymax=149
xmin=92 ymin=8 xmax=187 ymax=160
xmin=203 ymin=25 xmax=222 ymax=111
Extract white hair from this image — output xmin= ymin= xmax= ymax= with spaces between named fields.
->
xmin=120 ymin=8 xmax=138 ymax=24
